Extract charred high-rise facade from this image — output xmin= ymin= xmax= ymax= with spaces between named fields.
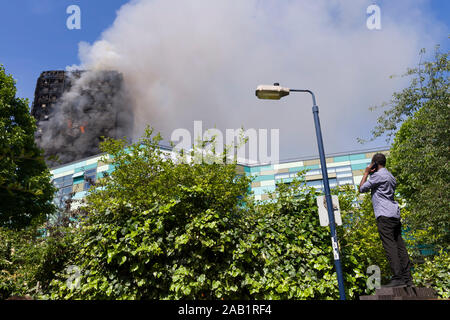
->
xmin=31 ymin=70 xmax=134 ymax=166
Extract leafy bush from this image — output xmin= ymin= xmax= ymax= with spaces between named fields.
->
xmin=233 ymin=179 xmax=367 ymax=299
xmin=0 ymin=131 xmax=448 ymax=299
xmin=412 ymin=249 xmax=450 ymax=299
xmin=0 ymin=224 xmax=76 ymax=299
xmin=0 ymin=227 xmax=44 ymax=299
xmin=46 ymin=129 xmax=397 ymax=300
xmin=6 ymin=128 xmax=447 ymax=300
xmin=48 ymin=129 xmax=253 ymax=299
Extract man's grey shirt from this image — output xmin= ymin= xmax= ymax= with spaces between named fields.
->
xmin=360 ymin=168 xmax=400 ymax=219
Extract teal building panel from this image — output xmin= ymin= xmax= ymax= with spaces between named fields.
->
xmin=73 ymin=176 xmax=84 ymax=184
xmin=97 ymin=172 xmax=109 ymax=179
xmin=333 ymin=155 xmax=349 ymax=162
xmin=74 ymin=163 xmax=98 ymax=173
xmin=258 ymin=164 xmax=274 ymax=172
xmin=252 ymin=185 xmax=276 ymax=195
xmin=350 ymin=158 xmax=371 ymax=165
xmin=73 ymin=160 xmax=87 ymax=169
xmin=248 ymin=167 xmax=260 ymax=174
xmin=252 ymin=174 xmax=275 ymax=182
xmin=289 ymin=165 xmax=318 ymax=173
xmin=349 ymin=153 xmax=366 ymax=161
xmin=275 ymin=177 xmax=294 ymax=184
xmin=73 ymin=191 xmax=87 ymax=199
xmin=351 ymin=163 xmax=369 ymax=170
xmin=51 ymin=163 xmax=77 ymax=175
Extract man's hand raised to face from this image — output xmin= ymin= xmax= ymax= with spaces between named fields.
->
xmin=365 ymin=162 xmax=377 ymax=175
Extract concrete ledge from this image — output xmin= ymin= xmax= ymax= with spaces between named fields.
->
xmin=360 ymin=286 xmax=437 ymax=300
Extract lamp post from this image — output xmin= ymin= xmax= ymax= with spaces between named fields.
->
xmin=255 ymin=83 xmax=346 ymax=300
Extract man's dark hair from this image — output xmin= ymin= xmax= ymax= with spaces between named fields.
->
xmin=372 ymin=153 xmax=386 ymax=166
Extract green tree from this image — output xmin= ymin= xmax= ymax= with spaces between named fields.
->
xmin=364 ymin=47 xmax=449 ymax=248
xmin=48 ymin=128 xmax=254 ymax=299
xmin=0 ymin=65 xmax=56 ymax=229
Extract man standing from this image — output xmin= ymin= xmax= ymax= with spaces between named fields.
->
xmin=359 ymin=153 xmax=413 ymax=287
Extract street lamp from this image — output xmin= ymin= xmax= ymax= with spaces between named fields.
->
xmin=255 ymin=83 xmax=347 ymax=300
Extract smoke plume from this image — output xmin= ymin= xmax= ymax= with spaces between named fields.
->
xmin=65 ymin=0 xmax=444 ymax=161
xmin=37 ymin=70 xmax=133 ymax=165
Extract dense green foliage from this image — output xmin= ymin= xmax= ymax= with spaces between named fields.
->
xmin=48 ymin=130 xmax=254 ymax=299
xmin=1 ymin=127 xmax=448 ymax=299
xmin=412 ymin=249 xmax=450 ymax=299
xmin=0 ymin=225 xmax=76 ymax=299
xmin=365 ymin=48 xmax=449 ymax=249
xmin=0 ymin=65 xmax=56 ymax=229
xmin=0 ymin=227 xmax=42 ymax=299
xmin=232 ymin=182 xmax=386 ymax=299
xmin=43 ymin=129 xmax=400 ymax=300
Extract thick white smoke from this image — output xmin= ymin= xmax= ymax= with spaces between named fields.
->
xmin=71 ymin=0 xmax=445 ymax=160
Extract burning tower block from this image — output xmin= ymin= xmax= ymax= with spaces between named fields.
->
xmin=32 ymin=70 xmax=133 ymax=166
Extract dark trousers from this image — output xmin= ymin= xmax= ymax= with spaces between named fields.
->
xmin=376 ymin=216 xmax=413 ymax=284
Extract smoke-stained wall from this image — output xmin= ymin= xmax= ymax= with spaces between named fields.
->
xmin=32 ymin=70 xmax=134 ymax=166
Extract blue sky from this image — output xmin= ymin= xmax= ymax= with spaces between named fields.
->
xmin=1 ymin=0 xmax=129 ymax=103
xmin=0 ymin=0 xmax=449 ymax=159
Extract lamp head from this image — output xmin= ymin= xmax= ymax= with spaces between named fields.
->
xmin=255 ymin=83 xmax=290 ymax=100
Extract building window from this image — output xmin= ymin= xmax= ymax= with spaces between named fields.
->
xmin=61 ymin=186 xmax=73 ymax=195
xmin=52 ymin=175 xmax=73 ymax=210
xmin=307 ymin=180 xmax=323 ymax=189
xmin=84 ymin=168 xmax=97 ymax=190
xmin=306 ymin=178 xmax=338 ymax=191
xmin=335 ymin=166 xmax=352 ymax=173
xmin=338 ymin=177 xmax=354 ymax=186
xmin=274 ymin=173 xmax=290 ymax=180
xmin=336 ymin=172 xmax=353 ymax=178
xmin=305 ymin=169 xmax=321 ymax=176
xmin=53 ymin=175 xmax=73 ymax=189
xmin=329 ymin=178 xmax=338 ymax=188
